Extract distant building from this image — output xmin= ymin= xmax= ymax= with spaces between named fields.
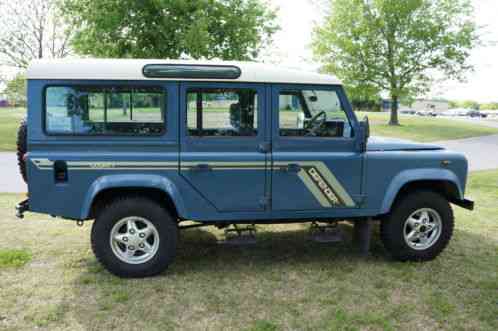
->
xmin=380 ymin=99 xmax=450 ymax=113
xmin=399 ymin=99 xmax=450 ymax=113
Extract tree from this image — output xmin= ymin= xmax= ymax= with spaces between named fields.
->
xmin=0 ymin=0 xmax=72 ymax=69
xmin=344 ymin=82 xmax=381 ymax=111
xmin=480 ymin=102 xmax=498 ymax=110
xmin=4 ymin=74 xmax=27 ymax=107
xmin=62 ymin=0 xmax=278 ymax=61
xmin=312 ymin=0 xmax=479 ymax=125
xmin=461 ymin=100 xmax=480 ymax=110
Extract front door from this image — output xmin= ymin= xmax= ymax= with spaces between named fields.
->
xmin=271 ymin=84 xmax=363 ymax=211
xmin=179 ymin=82 xmax=269 ymax=212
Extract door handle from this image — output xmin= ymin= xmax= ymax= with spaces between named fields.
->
xmin=190 ymin=163 xmax=211 ymax=172
xmin=282 ymin=163 xmax=301 ymax=173
xmin=258 ymin=142 xmax=271 ymax=154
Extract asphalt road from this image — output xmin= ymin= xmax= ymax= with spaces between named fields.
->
xmin=435 ymin=134 xmax=498 ymax=172
xmin=0 ymin=152 xmax=26 ymax=193
xmin=1 ymin=133 xmax=497 ymax=193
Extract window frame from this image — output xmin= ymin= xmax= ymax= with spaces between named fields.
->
xmin=183 ymin=83 xmax=263 ymax=140
xmin=42 ymin=84 xmax=167 ymax=137
xmin=276 ymin=85 xmax=356 ymax=140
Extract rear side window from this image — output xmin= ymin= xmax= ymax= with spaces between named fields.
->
xmin=45 ymin=86 xmax=165 ymax=135
xmin=187 ymin=88 xmax=258 ymax=137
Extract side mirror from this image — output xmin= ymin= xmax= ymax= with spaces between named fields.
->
xmin=362 ymin=116 xmax=370 ymax=139
xmin=359 ymin=116 xmax=370 ymax=152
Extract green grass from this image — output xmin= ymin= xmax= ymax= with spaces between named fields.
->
xmin=357 ymin=111 xmax=498 ymax=142
xmin=0 ymin=170 xmax=497 ymax=330
xmin=0 ymin=249 xmax=31 ymax=268
xmin=0 ymin=107 xmax=25 ymax=151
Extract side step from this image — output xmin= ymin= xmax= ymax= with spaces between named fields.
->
xmin=219 ymin=224 xmax=257 ymax=245
xmin=309 ymin=221 xmax=343 ymax=243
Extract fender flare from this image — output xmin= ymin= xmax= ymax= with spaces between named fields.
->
xmin=80 ymin=174 xmax=186 ymax=219
xmin=380 ymin=168 xmax=464 ymax=214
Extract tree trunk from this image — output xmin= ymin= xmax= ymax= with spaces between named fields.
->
xmin=389 ymin=95 xmax=400 ymax=126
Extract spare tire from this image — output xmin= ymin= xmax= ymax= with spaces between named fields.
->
xmin=17 ymin=119 xmax=28 ymax=183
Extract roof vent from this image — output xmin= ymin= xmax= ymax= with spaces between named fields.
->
xmin=142 ymin=64 xmax=241 ymax=79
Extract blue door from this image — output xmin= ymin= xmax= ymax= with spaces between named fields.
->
xmin=179 ymin=82 xmax=269 ymax=212
xmin=270 ymin=85 xmax=363 ymax=212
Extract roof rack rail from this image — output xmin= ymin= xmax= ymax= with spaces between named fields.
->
xmin=142 ymin=64 xmax=241 ymax=79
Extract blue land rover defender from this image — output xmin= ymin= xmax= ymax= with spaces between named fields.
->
xmin=16 ymin=59 xmax=474 ymax=277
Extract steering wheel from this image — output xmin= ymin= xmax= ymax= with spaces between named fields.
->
xmin=306 ymin=111 xmax=327 ymax=136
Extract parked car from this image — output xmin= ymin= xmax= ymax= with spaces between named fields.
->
xmin=16 ymin=59 xmax=474 ymax=277
xmin=416 ymin=110 xmax=437 ymax=117
xmin=400 ymin=109 xmax=416 ymax=115
xmin=467 ymin=110 xmax=487 ymax=118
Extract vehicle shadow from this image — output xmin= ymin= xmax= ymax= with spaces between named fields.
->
xmin=64 ymin=225 xmax=497 ymax=330
xmin=172 ymin=223 xmax=382 ymax=274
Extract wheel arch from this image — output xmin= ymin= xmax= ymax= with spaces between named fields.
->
xmin=81 ymin=174 xmax=186 ymax=220
xmin=380 ymin=168 xmax=463 ymax=215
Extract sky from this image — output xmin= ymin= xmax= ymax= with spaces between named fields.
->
xmin=269 ymin=0 xmax=498 ymax=103
xmin=1 ymin=0 xmax=497 ymax=103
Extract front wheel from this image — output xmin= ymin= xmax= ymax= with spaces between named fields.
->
xmin=91 ymin=197 xmax=178 ymax=277
xmin=381 ymin=190 xmax=454 ymax=261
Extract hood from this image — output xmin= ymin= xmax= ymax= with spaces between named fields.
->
xmin=367 ymin=136 xmax=444 ymax=151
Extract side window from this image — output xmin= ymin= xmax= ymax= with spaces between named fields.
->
xmin=45 ymin=86 xmax=165 ymax=135
xmin=278 ymin=89 xmax=352 ymax=138
xmin=187 ymin=88 xmax=258 ymax=137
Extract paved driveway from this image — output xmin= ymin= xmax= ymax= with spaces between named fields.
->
xmin=1 ymin=133 xmax=497 ymax=193
xmin=435 ymin=134 xmax=498 ymax=171
xmin=0 ymin=152 xmax=27 ymax=193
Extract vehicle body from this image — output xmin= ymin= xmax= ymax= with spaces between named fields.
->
xmin=400 ymin=109 xmax=416 ymax=115
xmin=416 ymin=110 xmax=437 ymax=117
xmin=16 ymin=59 xmax=474 ymax=277
xmin=467 ymin=110 xmax=487 ymax=118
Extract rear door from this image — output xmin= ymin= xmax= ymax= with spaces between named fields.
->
xmin=271 ymin=84 xmax=363 ymax=211
xmin=179 ymin=82 xmax=269 ymax=212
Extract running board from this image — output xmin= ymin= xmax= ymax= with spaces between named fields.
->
xmin=309 ymin=221 xmax=343 ymax=243
xmin=219 ymin=224 xmax=257 ymax=245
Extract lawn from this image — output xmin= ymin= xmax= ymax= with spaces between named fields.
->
xmin=0 ymin=171 xmax=496 ymax=330
xmin=356 ymin=111 xmax=498 ymax=142
xmin=0 ymin=108 xmax=25 ymax=152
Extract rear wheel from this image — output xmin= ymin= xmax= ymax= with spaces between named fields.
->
xmin=381 ymin=190 xmax=454 ymax=261
xmin=91 ymin=197 xmax=177 ymax=277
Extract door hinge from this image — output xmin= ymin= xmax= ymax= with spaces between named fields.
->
xmin=259 ymin=196 xmax=271 ymax=209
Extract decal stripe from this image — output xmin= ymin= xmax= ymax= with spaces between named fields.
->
xmin=30 ymin=158 xmax=355 ymax=208
xmin=313 ymin=163 xmax=356 ymax=207
xmin=297 ymin=170 xmax=332 ymax=208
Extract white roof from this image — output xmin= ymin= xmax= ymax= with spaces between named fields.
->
xmin=27 ymin=59 xmax=342 ymax=85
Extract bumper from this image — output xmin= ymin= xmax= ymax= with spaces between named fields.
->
xmin=452 ymin=198 xmax=474 ymax=211
xmin=16 ymin=199 xmax=29 ymax=219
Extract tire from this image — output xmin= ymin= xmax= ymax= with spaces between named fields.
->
xmin=91 ymin=197 xmax=178 ymax=278
xmin=17 ymin=119 xmax=28 ymax=183
xmin=380 ymin=190 xmax=454 ymax=261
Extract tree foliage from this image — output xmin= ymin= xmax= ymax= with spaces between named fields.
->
xmin=4 ymin=74 xmax=27 ymax=107
xmin=480 ymin=102 xmax=498 ymax=111
xmin=344 ymin=83 xmax=381 ymax=111
xmin=62 ymin=0 xmax=278 ymax=60
xmin=312 ymin=0 xmax=479 ymax=125
xmin=0 ymin=0 xmax=72 ymax=69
